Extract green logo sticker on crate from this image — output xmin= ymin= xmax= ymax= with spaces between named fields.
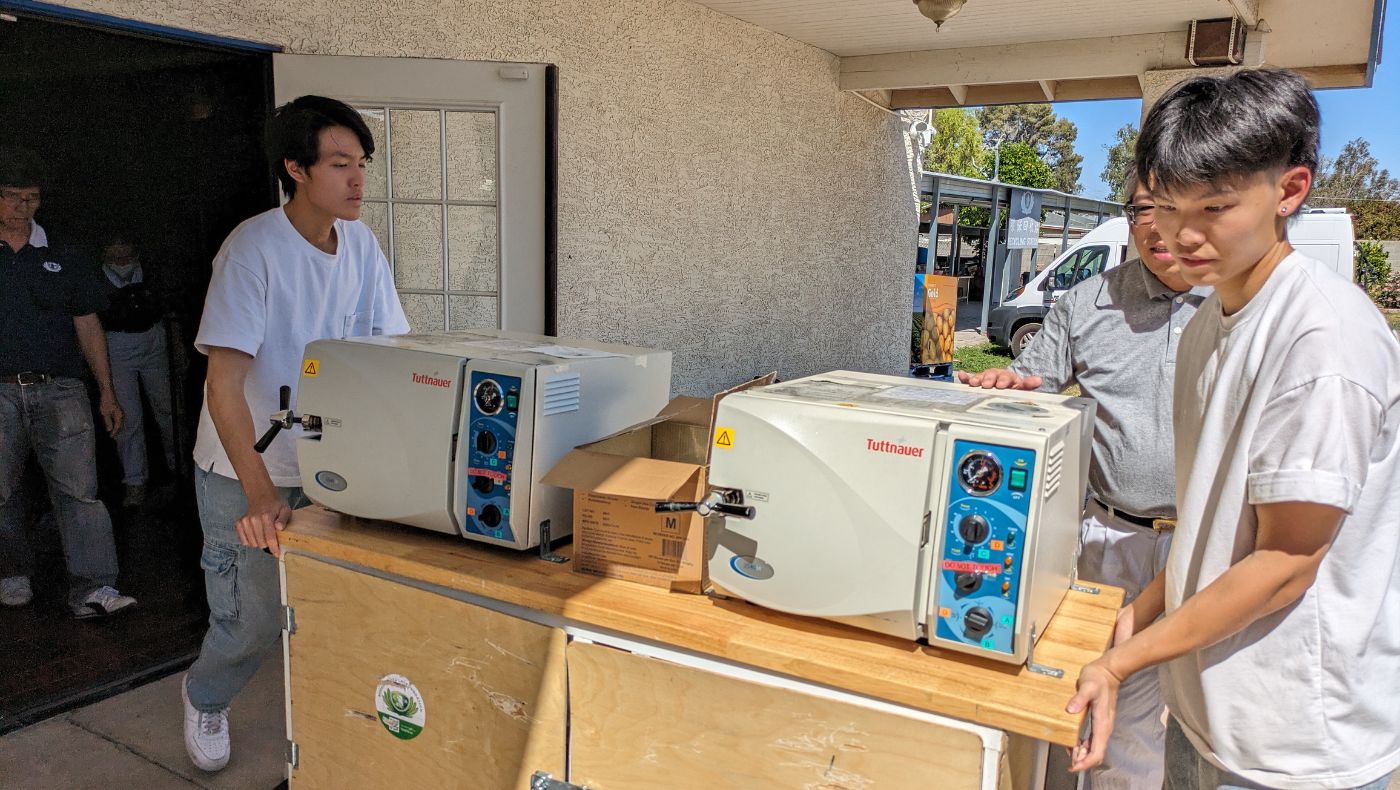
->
xmin=375 ymin=674 xmax=425 ymax=740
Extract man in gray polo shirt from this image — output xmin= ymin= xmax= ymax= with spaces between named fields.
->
xmin=959 ymin=171 xmax=1205 ymax=790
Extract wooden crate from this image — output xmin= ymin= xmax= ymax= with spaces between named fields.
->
xmin=283 ymin=553 xmax=567 ymax=788
xmin=280 ymin=509 xmax=1121 ymax=789
xmin=568 ymin=640 xmax=996 ymax=790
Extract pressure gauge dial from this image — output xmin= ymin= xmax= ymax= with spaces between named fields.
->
xmin=957 ymin=451 xmax=1003 ymax=496
xmin=474 ymin=379 xmax=504 ymax=416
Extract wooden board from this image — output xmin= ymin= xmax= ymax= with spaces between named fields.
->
xmin=284 ymin=553 xmax=566 ymax=789
xmin=282 ymin=507 xmax=1123 ymax=747
xmin=567 ymin=641 xmax=988 ymax=790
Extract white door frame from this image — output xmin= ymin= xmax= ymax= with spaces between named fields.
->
xmin=273 ymin=54 xmax=549 ymax=334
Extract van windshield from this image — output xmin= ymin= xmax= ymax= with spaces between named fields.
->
xmin=1048 ymin=245 xmax=1110 ymax=291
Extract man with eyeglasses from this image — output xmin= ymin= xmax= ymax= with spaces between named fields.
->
xmin=0 ymin=147 xmax=137 ymax=618
xmin=958 ymin=170 xmax=1205 ymax=790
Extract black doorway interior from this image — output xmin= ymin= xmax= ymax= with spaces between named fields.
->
xmin=0 ymin=13 xmax=275 ymax=733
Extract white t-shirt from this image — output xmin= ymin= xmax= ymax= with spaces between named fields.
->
xmin=1167 ymin=252 xmax=1400 ymax=789
xmin=193 ymin=207 xmax=410 ymax=487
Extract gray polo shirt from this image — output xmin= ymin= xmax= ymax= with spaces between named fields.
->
xmin=1009 ymin=259 xmax=1207 ymax=518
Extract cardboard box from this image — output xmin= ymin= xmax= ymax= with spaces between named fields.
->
xmin=543 ymin=374 xmax=776 ymax=593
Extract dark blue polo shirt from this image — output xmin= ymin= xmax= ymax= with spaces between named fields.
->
xmin=0 ymin=223 xmax=107 ymax=379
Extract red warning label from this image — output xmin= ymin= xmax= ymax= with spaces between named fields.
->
xmin=941 ymin=560 xmax=1001 ymax=575
xmin=468 ymin=467 xmax=507 ymax=483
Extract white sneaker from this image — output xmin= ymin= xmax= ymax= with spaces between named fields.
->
xmin=71 ymin=585 xmax=137 ymax=619
xmin=182 ymin=675 xmax=231 ymax=772
xmin=1 ymin=576 xmax=32 ymax=607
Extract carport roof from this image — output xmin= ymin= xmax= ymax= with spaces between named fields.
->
xmin=693 ymin=0 xmax=1386 ymax=107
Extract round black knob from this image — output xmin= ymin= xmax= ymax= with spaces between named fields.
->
xmin=472 ymin=475 xmax=495 ymax=494
xmin=479 ymin=504 xmax=502 ymax=528
xmin=476 ymin=430 xmax=497 ymax=455
xmin=958 ymin=514 xmax=990 ymax=545
xmin=964 ymin=607 xmax=994 ymax=639
xmin=955 ymin=572 xmax=981 ymax=594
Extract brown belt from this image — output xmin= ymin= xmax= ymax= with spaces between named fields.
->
xmin=1094 ymin=498 xmax=1176 ymax=532
xmin=0 ymin=372 xmax=53 ymax=385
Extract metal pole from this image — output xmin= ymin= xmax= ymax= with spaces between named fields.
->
xmin=951 ymin=206 xmax=962 ymax=276
xmin=992 ymin=139 xmax=1004 ymax=183
xmin=980 ymin=186 xmax=1004 ymax=336
xmin=928 ymin=176 xmax=943 ymax=273
xmin=1061 ymin=195 xmax=1072 ymax=254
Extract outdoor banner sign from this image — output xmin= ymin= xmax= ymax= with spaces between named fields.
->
xmin=1007 ymin=188 xmax=1042 ymax=250
xmin=921 ymin=275 xmax=959 ymax=365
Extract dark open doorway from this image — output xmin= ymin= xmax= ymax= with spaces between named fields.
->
xmin=0 ymin=10 xmax=276 ymax=733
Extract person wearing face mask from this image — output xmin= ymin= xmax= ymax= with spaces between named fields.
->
xmin=97 ymin=234 xmax=178 ymax=509
xmin=957 ymin=168 xmax=1206 ymax=790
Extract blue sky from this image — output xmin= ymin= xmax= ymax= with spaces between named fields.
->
xmin=1051 ymin=4 xmax=1397 ymax=199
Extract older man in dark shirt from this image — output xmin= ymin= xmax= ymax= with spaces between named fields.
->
xmin=0 ymin=147 xmax=136 ymax=618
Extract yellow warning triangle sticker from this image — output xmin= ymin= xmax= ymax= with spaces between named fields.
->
xmin=713 ymin=427 xmax=735 ymax=449
xmin=302 ymin=359 xmax=319 ymax=377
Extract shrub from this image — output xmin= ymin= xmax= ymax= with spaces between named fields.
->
xmin=1356 ymin=240 xmax=1391 ymax=297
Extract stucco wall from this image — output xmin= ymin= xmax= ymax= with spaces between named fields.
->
xmin=52 ymin=0 xmax=918 ymax=395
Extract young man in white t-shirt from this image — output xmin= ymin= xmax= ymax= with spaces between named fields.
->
xmin=1065 ymin=69 xmax=1400 ymax=790
xmin=182 ymin=96 xmax=409 ymax=772
xmin=1064 ymin=69 xmax=1394 ymax=790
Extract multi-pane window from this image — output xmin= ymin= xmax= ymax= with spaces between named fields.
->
xmin=356 ymin=107 xmax=501 ymax=332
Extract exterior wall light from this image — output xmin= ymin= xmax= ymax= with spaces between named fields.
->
xmin=913 ymin=0 xmax=968 ymax=30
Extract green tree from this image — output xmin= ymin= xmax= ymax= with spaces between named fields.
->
xmin=921 ymin=108 xmax=992 ymax=237
xmin=923 ymin=108 xmax=987 ymax=177
xmin=1310 ymin=137 xmax=1400 ymax=244
xmin=1313 ymin=138 xmax=1400 ymax=204
xmin=976 ymin=104 xmax=1083 ymax=193
xmin=1348 ymin=200 xmax=1400 ymax=241
xmin=1101 ymin=124 xmax=1139 ymax=202
xmin=985 ymin=142 xmax=1055 ymax=190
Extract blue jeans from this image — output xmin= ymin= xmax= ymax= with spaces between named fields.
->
xmin=107 ymin=326 xmax=176 ymax=486
xmin=185 ymin=467 xmax=309 ymax=712
xmin=1166 ymin=716 xmax=1395 ymax=790
xmin=0 ymin=378 xmax=119 ymax=606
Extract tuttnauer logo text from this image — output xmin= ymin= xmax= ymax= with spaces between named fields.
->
xmin=866 ymin=438 xmax=925 ymax=458
xmin=411 ymin=372 xmax=453 ymax=388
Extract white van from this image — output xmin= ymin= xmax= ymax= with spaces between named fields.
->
xmin=987 ymin=209 xmax=1357 ymax=357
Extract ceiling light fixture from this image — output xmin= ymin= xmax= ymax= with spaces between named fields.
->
xmin=913 ymin=0 xmax=967 ymax=30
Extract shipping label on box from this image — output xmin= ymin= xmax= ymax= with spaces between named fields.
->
xmin=543 ymin=373 xmax=776 ymax=593
xmin=572 ymin=492 xmax=706 ymax=589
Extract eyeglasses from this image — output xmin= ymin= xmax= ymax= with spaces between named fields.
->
xmin=1124 ymin=203 xmax=1156 ymax=226
xmin=0 ymin=190 xmax=41 ymax=208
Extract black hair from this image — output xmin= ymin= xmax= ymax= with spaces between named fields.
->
xmin=100 ymin=231 xmax=138 ymax=251
xmin=1121 ymin=165 xmax=1140 ymax=202
xmin=0 ymin=147 xmax=47 ymax=190
xmin=1136 ymin=69 xmax=1319 ymax=195
xmin=265 ymin=95 xmax=375 ymax=198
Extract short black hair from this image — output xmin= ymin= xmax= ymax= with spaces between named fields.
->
xmin=1121 ymin=165 xmax=1140 ymax=201
xmin=100 ymin=231 xmax=138 ymax=251
xmin=1136 ymin=69 xmax=1319 ymax=195
xmin=265 ymin=95 xmax=375 ymax=198
xmin=0 ymin=147 xmax=47 ymax=190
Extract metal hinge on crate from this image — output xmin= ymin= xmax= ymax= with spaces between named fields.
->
xmin=530 ymin=771 xmax=589 ymax=790
xmin=283 ymin=605 xmax=297 ymax=635
xmin=286 ymin=740 xmax=300 ymax=769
